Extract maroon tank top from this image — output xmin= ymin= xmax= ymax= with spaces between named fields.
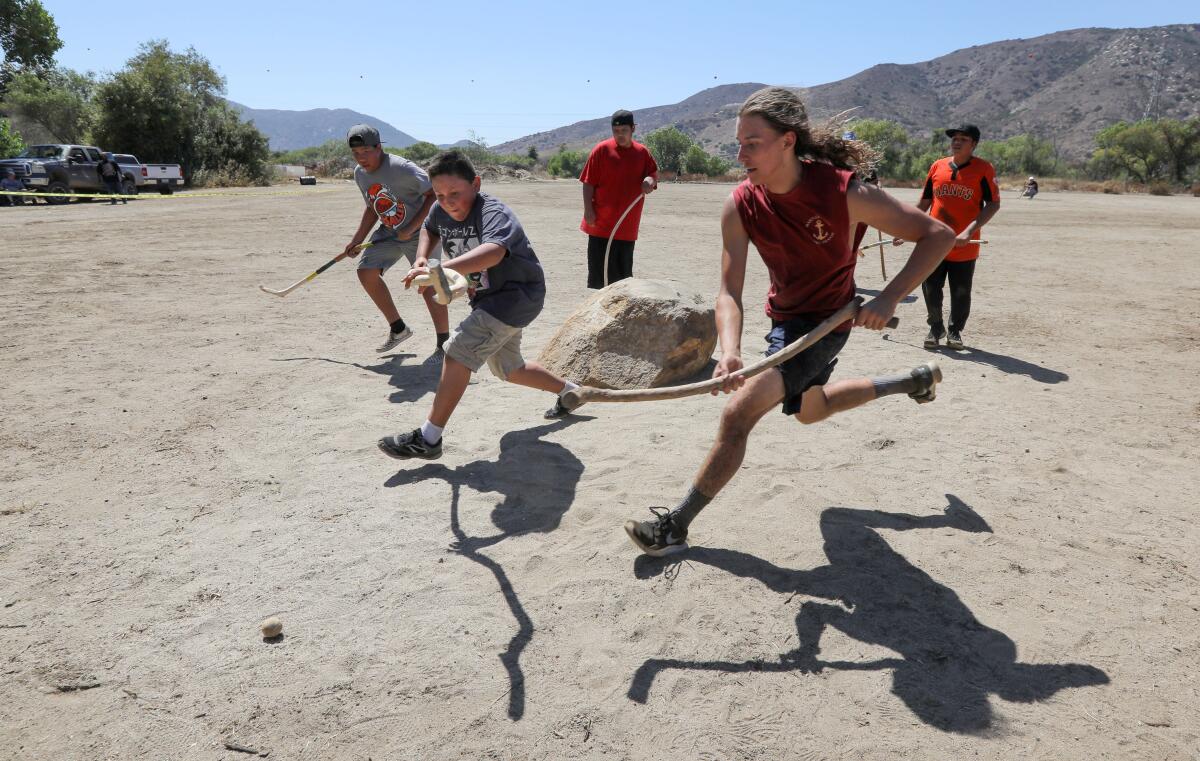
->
xmin=732 ymin=161 xmax=856 ymax=331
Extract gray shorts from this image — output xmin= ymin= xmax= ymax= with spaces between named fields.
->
xmin=445 ymin=308 xmax=526 ymax=380
xmin=358 ymin=237 xmax=418 ymax=272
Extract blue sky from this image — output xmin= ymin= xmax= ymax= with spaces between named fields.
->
xmin=45 ymin=0 xmax=1196 ymax=146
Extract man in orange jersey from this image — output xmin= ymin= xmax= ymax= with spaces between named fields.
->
xmin=903 ymin=125 xmax=1000 ymax=350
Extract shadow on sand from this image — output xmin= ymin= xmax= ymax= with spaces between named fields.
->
xmin=627 ymin=495 xmax=1108 ymax=733
xmin=384 ymin=419 xmax=588 ymax=720
xmin=271 ymin=352 xmax=445 ymax=403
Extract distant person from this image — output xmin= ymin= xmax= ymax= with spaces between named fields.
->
xmin=1023 ymin=176 xmax=1039 ymax=199
xmin=96 ymin=153 xmax=127 ymax=205
xmin=377 ymin=150 xmax=584 ymax=460
xmin=896 ymin=124 xmax=1000 ymax=350
xmin=343 ymin=124 xmax=441 ymax=356
xmin=579 ymin=109 xmax=659 ymax=289
xmin=1 ymin=169 xmax=25 ymax=206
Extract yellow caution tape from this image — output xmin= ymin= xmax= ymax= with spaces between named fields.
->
xmin=2 ymin=186 xmax=341 ymax=200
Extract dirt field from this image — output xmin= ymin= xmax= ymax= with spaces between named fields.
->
xmin=2 ymin=181 xmax=1198 ymax=760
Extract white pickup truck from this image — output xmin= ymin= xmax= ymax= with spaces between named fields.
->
xmin=113 ymin=153 xmax=184 ymax=194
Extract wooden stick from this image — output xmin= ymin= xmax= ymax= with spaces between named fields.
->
xmin=878 ymin=227 xmax=887 ymax=280
xmin=860 ymin=238 xmax=988 ymax=252
xmin=562 ymin=297 xmax=897 ymax=407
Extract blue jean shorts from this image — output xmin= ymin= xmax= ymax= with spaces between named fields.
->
xmin=764 ymin=316 xmax=849 ymax=415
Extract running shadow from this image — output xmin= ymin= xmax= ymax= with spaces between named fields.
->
xmin=627 ymin=495 xmax=1108 ymax=733
xmin=932 ymin=346 xmax=1069 ymax=384
xmin=383 ymin=419 xmax=585 ymax=720
xmin=271 ymin=353 xmax=442 ymax=403
xmin=856 ymin=287 xmax=918 ymax=304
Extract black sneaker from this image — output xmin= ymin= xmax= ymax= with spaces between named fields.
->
xmin=378 ymin=428 xmax=442 ymax=460
xmin=544 ymin=394 xmax=585 ymax=420
xmin=923 ymin=328 xmax=944 ymax=349
xmin=945 ymin=330 xmax=964 ymax=350
xmin=907 ymin=361 xmax=942 ymax=404
xmin=623 ymin=507 xmax=689 ymax=557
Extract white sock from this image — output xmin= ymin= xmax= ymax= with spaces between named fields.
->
xmin=560 ymin=381 xmax=580 ymax=397
xmin=420 ymin=419 xmax=444 ymax=444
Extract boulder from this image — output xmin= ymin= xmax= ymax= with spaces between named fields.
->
xmin=538 ymin=279 xmax=717 ymax=389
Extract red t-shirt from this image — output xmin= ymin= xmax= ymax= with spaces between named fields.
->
xmin=923 ymin=156 xmax=999 ymax=262
xmin=579 ymin=138 xmax=659 ymax=241
xmin=732 ymin=161 xmax=857 ymax=331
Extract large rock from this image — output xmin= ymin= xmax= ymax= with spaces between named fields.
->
xmin=538 ymin=279 xmax=717 ymax=389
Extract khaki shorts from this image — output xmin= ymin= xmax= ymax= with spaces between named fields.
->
xmin=445 ymin=308 xmax=526 ymax=380
xmin=358 ymin=236 xmax=418 ymax=272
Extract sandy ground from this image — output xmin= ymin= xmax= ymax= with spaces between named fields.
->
xmin=2 ymin=181 xmax=1199 ymax=760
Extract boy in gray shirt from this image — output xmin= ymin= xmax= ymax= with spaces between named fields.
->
xmin=343 ymin=124 xmax=443 ymax=354
xmin=377 ymin=150 xmax=584 ymax=460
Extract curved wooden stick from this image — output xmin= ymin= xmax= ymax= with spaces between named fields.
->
xmin=602 ymin=193 xmax=645 ymax=284
xmin=562 ymin=296 xmax=898 ymax=407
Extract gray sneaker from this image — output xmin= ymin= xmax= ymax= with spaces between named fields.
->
xmin=945 ymin=330 xmax=964 ymax=350
xmin=376 ymin=326 xmax=413 ymax=354
xmin=923 ymin=328 xmax=944 ymax=349
xmin=544 ymin=394 xmax=585 ymax=420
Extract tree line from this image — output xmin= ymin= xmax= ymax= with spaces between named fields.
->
xmin=1 ymin=1 xmax=270 ymax=185
xmin=850 ymin=117 xmax=1200 ymax=188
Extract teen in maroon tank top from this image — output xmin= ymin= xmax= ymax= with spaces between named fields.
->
xmin=622 ymin=87 xmax=958 ymax=559
xmin=732 ymin=160 xmax=857 ymax=329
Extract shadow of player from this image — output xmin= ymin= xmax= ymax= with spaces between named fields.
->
xmin=627 ymin=495 xmax=1108 ymax=733
xmin=384 ymin=419 xmax=586 ymax=720
xmin=271 ymin=352 xmax=443 ymax=403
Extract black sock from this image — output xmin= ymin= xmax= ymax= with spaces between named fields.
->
xmin=668 ymin=486 xmax=712 ymax=531
xmin=390 ymin=318 xmax=406 ymax=335
xmin=872 ymin=368 xmax=919 ymax=398
xmin=436 ymin=331 xmax=450 ymax=350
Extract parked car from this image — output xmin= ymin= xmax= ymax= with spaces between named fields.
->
xmin=0 ymin=144 xmax=181 ymax=203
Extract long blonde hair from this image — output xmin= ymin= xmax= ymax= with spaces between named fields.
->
xmin=738 ymin=86 xmax=875 ymax=171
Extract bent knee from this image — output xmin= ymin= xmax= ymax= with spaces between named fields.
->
xmin=793 ymin=388 xmax=829 ymax=425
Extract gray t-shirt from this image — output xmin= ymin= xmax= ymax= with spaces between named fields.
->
xmin=354 ymin=153 xmax=432 ymax=243
xmin=423 ymin=192 xmax=546 ymax=328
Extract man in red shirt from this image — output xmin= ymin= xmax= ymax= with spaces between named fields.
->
xmin=622 ymin=87 xmax=955 ymax=557
xmin=912 ymin=125 xmax=1001 ymax=350
xmin=580 ymin=109 xmax=659 ymax=288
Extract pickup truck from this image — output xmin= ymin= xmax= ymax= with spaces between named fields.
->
xmin=0 ymin=144 xmax=181 ymax=203
xmin=112 ymin=153 xmax=185 ymax=194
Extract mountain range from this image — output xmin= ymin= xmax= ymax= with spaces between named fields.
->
xmin=226 ymin=102 xmax=418 ymax=151
xmin=493 ymin=24 xmax=1200 ymax=160
xmin=232 ymin=24 xmax=1199 ymax=161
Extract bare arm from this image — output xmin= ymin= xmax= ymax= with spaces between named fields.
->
xmin=404 ymin=241 xmax=506 ymax=288
xmin=712 ymin=195 xmax=750 ymax=393
xmin=344 ymin=203 xmax=377 ymax=257
xmin=582 ymin=182 xmax=597 ymax=225
xmin=397 ymin=190 xmax=435 ymax=241
xmin=847 ymin=180 xmax=955 ymax=329
xmin=413 ymin=225 xmax=439 ymax=268
xmin=955 ymin=198 xmax=1000 ymax=246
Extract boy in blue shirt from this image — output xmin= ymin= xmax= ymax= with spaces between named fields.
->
xmin=377 ymin=151 xmax=583 ymax=459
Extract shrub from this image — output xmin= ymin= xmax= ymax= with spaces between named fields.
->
xmin=547 ymin=147 xmax=586 ymax=178
xmin=1147 ymin=181 xmax=1172 ymax=196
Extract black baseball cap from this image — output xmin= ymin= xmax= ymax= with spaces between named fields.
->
xmin=611 ymin=110 xmax=635 ymax=127
xmin=945 ymin=125 xmax=981 ymax=142
xmin=347 ymin=124 xmax=381 ymax=148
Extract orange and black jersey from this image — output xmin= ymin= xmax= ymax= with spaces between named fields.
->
xmin=922 ymin=156 xmax=999 ymax=262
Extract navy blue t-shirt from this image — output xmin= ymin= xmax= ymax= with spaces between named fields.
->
xmin=424 ymin=192 xmax=546 ymax=328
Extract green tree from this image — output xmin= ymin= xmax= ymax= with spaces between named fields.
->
xmin=1156 ymin=118 xmax=1200 ymax=183
xmin=981 ymin=134 xmax=1057 ymax=176
xmin=2 ymin=67 xmax=96 ymax=143
xmin=643 ymin=125 xmax=692 ymax=174
xmin=93 ymin=41 xmax=270 ymax=185
xmin=0 ymin=116 xmax=23 ymax=155
xmin=396 ymin=140 xmax=439 ymax=162
xmin=547 ymin=146 xmax=585 ymax=178
xmin=526 ymin=145 xmax=538 ymax=162
xmin=682 ymin=144 xmax=731 ymax=176
xmin=0 ymin=0 xmax=61 ymax=93
xmin=849 ymin=118 xmax=911 ymax=178
xmin=1091 ymin=121 xmax=1170 ymax=183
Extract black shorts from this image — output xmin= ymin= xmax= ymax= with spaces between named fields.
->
xmin=764 ymin=316 xmax=849 ymax=415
